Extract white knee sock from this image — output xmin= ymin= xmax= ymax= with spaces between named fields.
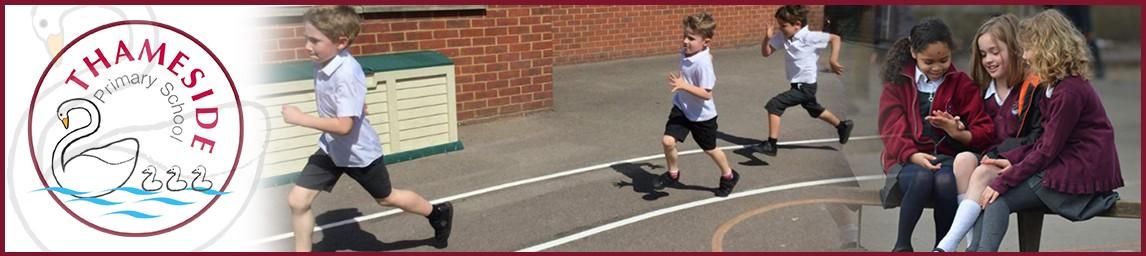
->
xmin=937 ymin=199 xmax=982 ymax=251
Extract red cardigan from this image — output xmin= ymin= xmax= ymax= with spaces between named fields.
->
xmin=878 ymin=64 xmax=996 ymax=171
xmin=993 ymin=76 xmax=1124 ymax=195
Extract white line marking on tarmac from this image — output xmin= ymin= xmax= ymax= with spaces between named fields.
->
xmin=250 ymin=135 xmax=881 ymax=245
xmin=518 ymin=174 xmax=885 ymax=252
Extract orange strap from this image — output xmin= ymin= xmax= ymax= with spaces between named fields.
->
xmin=1014 ymin=73 xmax=1040 ymax=137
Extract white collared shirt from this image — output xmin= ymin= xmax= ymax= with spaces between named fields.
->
xmin=984 ymin=80 xmax=1004 ymax=106
xmin=769 ymin=26 xmax=831 ymax=84
xmin=673 ymin=47 xmax=717 ymax=122
xmin=915 ymin=66 xmax=944 ymax=93
xmin=314 ymin=50 xmax=383 ymax=167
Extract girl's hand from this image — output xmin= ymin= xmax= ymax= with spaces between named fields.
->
xmin=980 ymin=156 xmax=1012 ymax=170
xmin=925 ymin=110 xmax=962 ymax=133
xmin=980 ymin=187 xmax=1000 ymax=209
xmin=910 ymin=152 xmax=940 ymax=171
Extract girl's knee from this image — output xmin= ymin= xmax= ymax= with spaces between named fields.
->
xmin=955 ymin=152 xmax=978 ymax=163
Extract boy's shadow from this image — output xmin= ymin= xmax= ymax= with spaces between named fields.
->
xmin=611 ymin=162 xmax=715 ymax=201
xmin=312 ymin=208 xmax=442 ymax=251
xmin=716 ymin=132 xmax=838 ymax=166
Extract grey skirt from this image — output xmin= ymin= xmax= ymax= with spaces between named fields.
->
xmin=1025 ymin=171 xmax=1120 ymax=221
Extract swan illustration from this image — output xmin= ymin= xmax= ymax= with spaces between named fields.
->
xmin=190 ymin=165 xmax=213 ymax=191
xmin=165 ymin=166 xmax=188 ymax=191
xmin=139 ymin=165 xmax=163 ymax=191
xmin=52 ymin=98 xmax=139 ymax=198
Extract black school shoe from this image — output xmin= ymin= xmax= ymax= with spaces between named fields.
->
xmin=652 ymin=171 xmax=680 ymax=190
xmin=752 ymin=141 xmax=778 ymax=156
xmin=429 ymin=202 xmax=454 ymax=247
xmin=714 ymin=170 xmax=740 ymax=197
xmin=838 ymin=119 xmax=855 ymax=144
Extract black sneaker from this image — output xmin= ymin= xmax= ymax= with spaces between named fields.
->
xmin=752 ymin=141 xmax=778 ymax=156
xmin=715 ymin=170 xmax=740 ymax=197
xmin=429 ymin=202 xmax=453 ymax=247
xmin=838 ymin=119 xmax=854 ymax=144
xmin=652 ymin=171 xmax=680 ymax=190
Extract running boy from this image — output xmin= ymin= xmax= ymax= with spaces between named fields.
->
xmin=654 ymin=12 xmax=740 ymax=197
xmin=283 ymin=6 xmax=452 ymax=251
xmin=754 ymin=5 xmax=854 ymax=156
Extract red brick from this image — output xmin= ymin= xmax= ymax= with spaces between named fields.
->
xmin=456 ymin=75 xmax=474 ymax=84
xmin=460 ymin=64 xmax=485 ymax=74
xmin=478 ymin=90 xmax=498 ymax=99
xmin=474 ymin=54 xmax=496 ymax=64
xmin=460 ymin=83 xmax=484 ymax=92
xmin=476 ymin=107 xmax=498 ymax=117
xmin=496 ymin=18 xmax=519 ymax=26
xmin=509 ymin=43 xmax=531 ymax=52
xmin=362 ymin=23 xmax=388 ymax=33
xmin=510 ymin=60 xmax=531 ymax=70
xmin=507 ymin=8 xmax=531 ymax=17
xmin=497 ymin=87 xmax=520 ymax=96
xmin=510 ymin=77 xmax=532 ymax=86
xmin=262 ymin=49 xmax=296 ymax=62
xmin=377 ymin=32 xmax=405 ymax=43
xmin=460 ymin=46 xmax=484 ymax=56
xmin=474 ymin=72 xmax=497 ymax=82
xmin=472 ymin=37 xmax=496 ymax=46
xmin=434 ymin=30 xmax=460 ymax=39
xmin=419 ymin=40 xmax=446 ymax=49
xmin=471 ymin=19 xmax=495 ymax=27
xmin=419 ymin=20 xmax=446 ymax=30
xmin=407 ymin=31 xmax=434 ymax=40
xmin=439 ymin=48 xmax=459 ymax=58
xmin=521 ymin=34 xmax=543 ymax=43
xmin=447 ymin=19 xmax=470 ymax=28
xmin=486 ymin=45 xmax=509 ymax=54
xmin=488 ymin=96 xmax=510 ymax=106
xmin=497 ymin=70 xmax=519 ymax=80
xmin=511 ymin=94 xmax=531 ymax=104
xmin=390 ymin=21 xmax=418 ymax=31
xmin=461 ymin=100 xmax=487 ymax=111
xmin=485 ymin=27 xmax=508 ymax=36
xmin=521 ymin=84 xmax=542 ymax=93
xmin=461 ymin=28 xmax=484 ymax=37
xmin=520 ymin=16 xmax=542 ymax=25
xmin=499 ymin=104 xmax=523 ymax=113
xmin=458 ymin=110 xmax=475 ymax=121
xmin=486 ymin=62 xmax=508 ymax=72
xmin=456 ymin=92 xmax=475 ymax=102
xmin=353 ymin=34 xmax=376 ymax=45
xmin=496 ymin=35 xmax=520 ymax=44
xmin=392 ymin=42 xmax=418 ymax=52
xmin=448 ymin=38 xmax=473 ymax=48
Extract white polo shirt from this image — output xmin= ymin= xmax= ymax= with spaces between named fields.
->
xmin=314 ymin=50 xmax=383 ymax=167
xmin=770 ymin=26 xmax=831 ymax=84
xmin=673 ymin=47 xmax=718 ymax=122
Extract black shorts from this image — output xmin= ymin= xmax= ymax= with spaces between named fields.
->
xmin=664 ymin=106 xmax=719 ymax=150
xmin=293 ymin=149 xmax=392 ymax=199
xmin=765 ymin=82 xmax=825 ymax=118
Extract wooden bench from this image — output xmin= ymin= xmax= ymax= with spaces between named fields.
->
xmin=256 ymin=51 xmax=463 ymax=186
xmin=848 ymin=188 xmax=1140 ymax=252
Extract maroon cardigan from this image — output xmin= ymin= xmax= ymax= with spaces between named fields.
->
xmin=878 ymin=64 xmax=996 ymax=171
xmin=993 ymin=76 xmax=1124 ymax=195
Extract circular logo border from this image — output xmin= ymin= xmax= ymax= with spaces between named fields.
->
xmin=26 ymin=20 xmax=245 ymax=237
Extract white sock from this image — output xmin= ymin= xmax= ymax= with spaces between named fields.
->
xmin=937 ymin=199 xmax=981 ymax=251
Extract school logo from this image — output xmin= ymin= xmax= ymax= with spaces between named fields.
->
xmin=15 ymin=20 xmax=251 ymax=251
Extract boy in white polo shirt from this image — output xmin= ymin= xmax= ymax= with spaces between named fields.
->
xmin=282 ymin=6 xmax=452 ymax=251
xmin=754 ymin=5 xmax=854 ymax=156
xmin=653 ymin=12 xmax=739 ymax=197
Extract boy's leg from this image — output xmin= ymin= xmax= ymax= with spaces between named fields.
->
xmin=692 ymin=117 xmax=738 ymax=197
xmin=289 ymin=150 xmax=343 ymax=252
xmin=288 ymin=186 xmax=322 ymax=252
xmin=768 ymin=114 xmax=782 ymax=140
xmin=662 ymin=135 xmax=680 ymax=173
xmin=817 ymin=110 xmax=842 ymax=126
xmin=758 ymin=86 xmax=806 ymax=155
xmin=377 ymin=189 xmax=432 ymax=216
xmin=657 ymin=107 xmax=689 ymax=189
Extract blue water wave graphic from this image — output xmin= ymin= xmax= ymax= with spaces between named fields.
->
xmin=67 ymin=197 xmax=121 ymax=205
xmin=138 ymin=197 xmax=194 ymax=206
xmin=31 ymin=187 xmax=87 ymax=196
xmin=104 ymin=211 xmax=160 ymax=219
xmin=106 ymin=187 xmax=160 ymax=196
xmin=197 ymin=189 xmax=231 ymax=196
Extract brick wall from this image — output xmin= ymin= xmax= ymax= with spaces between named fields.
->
xmin=259 ymin=5 xmax=822 ymax=123
xmin=552 ymin=5 xmax=823 ymax=65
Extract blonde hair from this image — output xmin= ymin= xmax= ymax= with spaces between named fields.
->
xmin=683 ymin=12 xmax=716 ymax=39
xmin=1019 ymin=9 xmax=1092 ymax=84
xmin=303 ymin=5 xmax=363 ymax=47
xmin=970 ymin=14 xmax=1025 ymax=90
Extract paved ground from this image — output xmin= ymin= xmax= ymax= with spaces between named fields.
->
xmin=243 ymin=42 xmax=1140 ymax=252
